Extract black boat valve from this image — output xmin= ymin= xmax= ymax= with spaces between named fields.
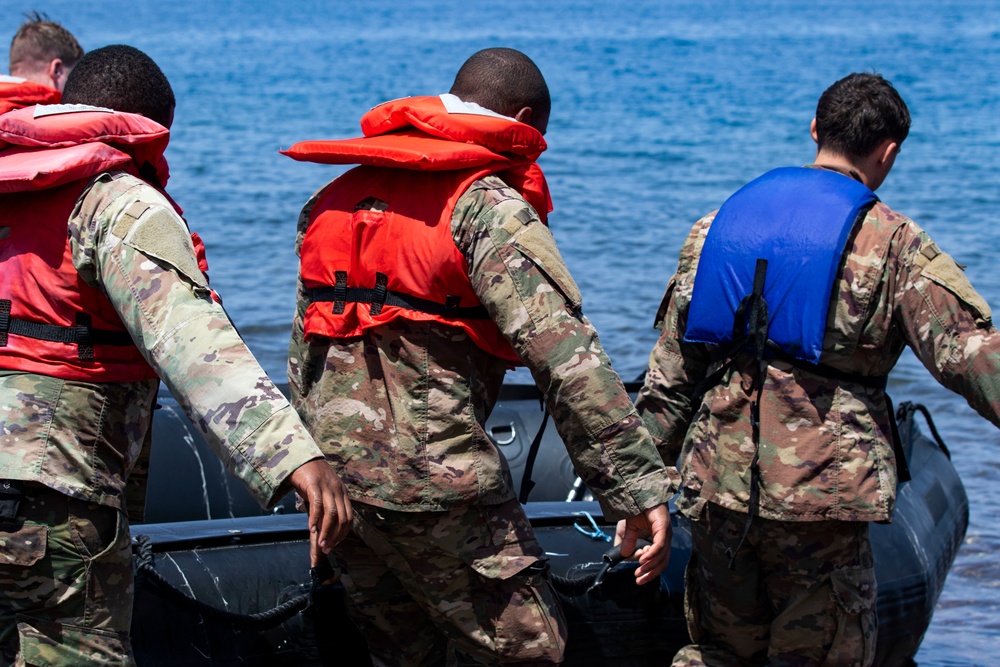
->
xmin=588 ymin=538 xmax=652 ymax=592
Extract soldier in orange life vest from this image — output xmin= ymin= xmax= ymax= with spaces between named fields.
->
xmin=0 ymin=11 xmax=82 ymax=114
xmin=0 ymin=45 xmax=351 ymax=666
xmin=285 ymin=48 xmax=672 ymax=665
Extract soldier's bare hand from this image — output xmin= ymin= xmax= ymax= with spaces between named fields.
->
xmin=288 ymin=459 xmax=352 ymax=566
xmin=615 ymin=504 xmax=671 ymax=586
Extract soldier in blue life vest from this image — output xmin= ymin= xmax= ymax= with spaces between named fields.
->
xmin=637 ymin=73 xmax=1000 ymax=666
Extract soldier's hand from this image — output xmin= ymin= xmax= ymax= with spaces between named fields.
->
xmin=288 ymin=459 xmax=353 ymax=566
xmin=614 ymin=504 xmax=671 ymax=586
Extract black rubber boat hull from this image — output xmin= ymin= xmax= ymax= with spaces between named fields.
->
xmin=132 ymin=388 xmax=968 ymax=666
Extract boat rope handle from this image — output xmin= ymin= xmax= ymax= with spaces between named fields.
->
xmin=132 ymin=534 xmax=310 ymax=629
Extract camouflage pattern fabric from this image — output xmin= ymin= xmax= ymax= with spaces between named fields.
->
xmin=0 ymin=171 xmax=324 ymax=518
xmin=637 ymin=165 xmax=1000 ymax=665
xmin=0 ymin=170 xmax=328 ymax=663
xmin=289 ymin=174 xmax=671 ymax=519
xmin=637 ymin=170 xmax=1000 ymax=523
xmin=290 ymin=172 xmax=670 ymax=664
xmin=673 ymin=503 xmax=875 ymax=667
xmin=0 ymin=484 xmax=134 ymax=667
xmin=331 ymin=498 xmax=566 ymax=666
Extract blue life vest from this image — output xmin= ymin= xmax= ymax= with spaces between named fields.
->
xmin=684 ymin=167 xmax=877 ymax=364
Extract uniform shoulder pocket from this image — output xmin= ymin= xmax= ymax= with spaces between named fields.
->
xmin=508 ymin=223 xmax=583 ymax=311
xmin=919 ymin=248 xmax=992 ymax=327
xmin=118 ymin=203 xmax=209 ymax=291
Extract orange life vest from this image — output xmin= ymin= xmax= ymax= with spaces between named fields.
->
xmin=0 ymin=75 xmax=60 ymax=115
xmin=283 ymin=95 xmax=552 ymax=363
xmin=0 ymin=105 xmax=176 ymax=382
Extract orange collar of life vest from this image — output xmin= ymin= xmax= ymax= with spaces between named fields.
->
xmin=281 ymin=94 xmax=553 ymax=221
xmin=0 ymin=104 xmax=172 ymax=196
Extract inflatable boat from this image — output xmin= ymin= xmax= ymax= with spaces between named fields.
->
xmin=131 ymin=383 xmax=968 ymax=666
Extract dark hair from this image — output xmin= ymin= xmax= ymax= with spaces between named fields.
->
xmin=814 ymin=73 xmax=910 ymax=161
xmin=62 ymin=45 xmax=175 ymax=128
xmin=9 ymin=11 xmax=83 ymax=72
xmin=449 ymin=48 xmax=550 ymax=130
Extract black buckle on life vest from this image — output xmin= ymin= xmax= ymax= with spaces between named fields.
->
xmin=370 ymin=273 xmax=389 ymax=316
xmin=332 ymin=272 xmax=347 ymax=315
xmin=76 ymin=312 xmax=95 ymax=360
xmin=444 ymin=296 xmax=462 ymax=312
xmin=0 ymin=300 xmax=10 ymax=347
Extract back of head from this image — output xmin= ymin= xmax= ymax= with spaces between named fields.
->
xmin=449 ymin=47 xmax=550 ymax=133
xmin=62 ymin=45 xmax=175 ymax=128
xmin=9 ymin=11 xmax=83 ymax=82
xmin=814 ymin=72 xmax=910 ymax=161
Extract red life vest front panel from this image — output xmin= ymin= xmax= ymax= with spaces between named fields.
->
xmin=0 ymin=76 xmax=60 ymax=115
xmin=289 ymin=95 xmax=552 ymax=363
xmin=0 ymin=105 xmax=179 ymax=382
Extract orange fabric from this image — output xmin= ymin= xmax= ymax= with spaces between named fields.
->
xmin=282 ymin=95 xmax=552 ymax=221
xmin=291 ymin=96 xmax=557 ymax=363
xmin=299 ymin=165 xmax=520 ymax=363
xmin=0 ymin=181 xmax=157 ymax=381
xmin=0 ymin=78 xmax=60 ymax=115
xmin=0 ymin=105 xmax=171 ymax=190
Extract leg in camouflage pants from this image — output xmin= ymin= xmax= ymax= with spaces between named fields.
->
xmin=673 ymin=502 xmax=876 ymax=667
xmin=330 ymin=498 xmax=567 ymax=666
xmin=0 ymin=484 xmax=134 ymax=667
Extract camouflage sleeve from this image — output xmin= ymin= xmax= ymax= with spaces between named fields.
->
xmin=452 ymin=176 xmax=672 ymax=520
xmin=71 ymin=173 xmax=325 ymax=508
xmin=634 ymin=214 xmax=713 ymax=489
xmin=287 ymin=186 xmax=327 ymax=406
xmin=890 ymin=218 xmax=1000 ymax=427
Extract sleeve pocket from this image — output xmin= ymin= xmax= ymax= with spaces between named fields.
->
xmin=509 ymin=223 xmax=583 ymax=311
xmin=921 ymin=252 xmax=992 ymax=327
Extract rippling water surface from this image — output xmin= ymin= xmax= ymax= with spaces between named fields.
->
xmin=5 ymin=1 xmax=998 ymax=663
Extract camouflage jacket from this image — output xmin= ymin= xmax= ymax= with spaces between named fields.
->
xmin=0 ymin=172 xmax=324 ymax=519
xmin=637 ymin=183 xmax=1000 ymax=523
xmin=289 ymin=173 xmax=671 ymax=519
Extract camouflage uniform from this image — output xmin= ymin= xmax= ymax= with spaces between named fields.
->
xmin=290 ymin=173 xmax=672 ymax=665
xmin=636 ymin=166 xmax=1000 ymax=666
xmin=0 ymin=171 xmax=326 ymax=666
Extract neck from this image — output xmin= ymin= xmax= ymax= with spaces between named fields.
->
xmin=813 ymin=151 xmax=869 ymax=186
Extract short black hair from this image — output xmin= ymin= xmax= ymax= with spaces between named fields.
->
xmin=449 ymin=48 xmax=550 ymax=130
xmin=814 ymin=73 xmax=910 ymax=161
xmin=9 ymin=11 xmax=83 ymax=72
xmin=61 ymin=45 xmax=175 ymax=128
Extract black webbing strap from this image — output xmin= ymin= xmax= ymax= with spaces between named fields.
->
xmin=518 ymin=400 xmax=550 ymax=504
xmin=726 ymin=259 xmax=769 ymax=570
xmin=882 ymin=393 xmax=911 ymax=483
xmin=0 ymin=299 xmax=134 ymax=359
xmin=310 ymin=275 xmax=490 ymax=320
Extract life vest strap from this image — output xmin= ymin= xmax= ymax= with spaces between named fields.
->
xmin=310 ymin=275 xmax=490 ymax=320
xmin=0 ymin=299 xmax=133 ymax=359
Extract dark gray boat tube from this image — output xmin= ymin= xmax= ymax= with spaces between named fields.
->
xmin=132 ymin=387 xmax=967 ymax=666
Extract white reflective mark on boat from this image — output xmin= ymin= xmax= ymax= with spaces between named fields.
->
xmin=162 ymin=554 xmax=196 ymax=596
xmin=193 ymin=550 xmax=229 ymax=609
xmin=178 ymin=426 xmax=213 ymax=520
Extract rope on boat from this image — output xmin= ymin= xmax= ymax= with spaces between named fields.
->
xmin=133 ymin=534 xmax=310 ymax=630
xmin=895 ymin=401 xmax=952 ymax=459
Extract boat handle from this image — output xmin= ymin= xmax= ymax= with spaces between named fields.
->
xmin=488 ymin=422 xmax=517 ymax=446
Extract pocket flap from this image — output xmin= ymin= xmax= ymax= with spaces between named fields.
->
xmin=829 ymin=566 xmax=877 ymax=615
xmin=0 ymin=524 xmax=47 ymax=566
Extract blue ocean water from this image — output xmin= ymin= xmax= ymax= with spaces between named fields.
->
xmin=4 ymin=1 xmax=999 ymax=663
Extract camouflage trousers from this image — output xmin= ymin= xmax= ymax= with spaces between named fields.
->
xmin=328 ymin=498 xmax=567 ymax=666
xmin=673 ymin=503 xmax=876 ymax=667
xmin=0 ymin=483 xmax=134 ymax=667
